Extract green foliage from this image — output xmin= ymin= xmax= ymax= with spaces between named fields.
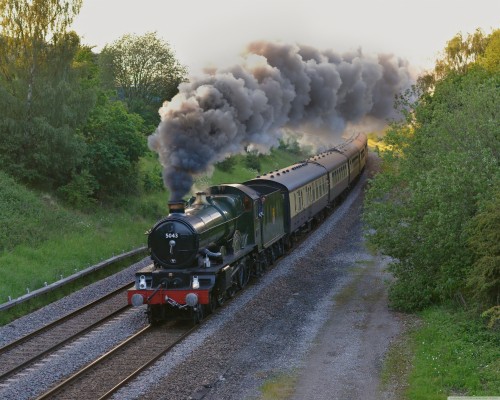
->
xmin=278 ymin=136 xmax=302 ymax=155
xmin=81 ymin=94 xmax=147 ymax=199
xmin=0 ymin=171 xmax=81 ymax=252
xmin=244 ymin=150 xmax=262 ymax=172
xmin=435 ymin=28 xmax=490 ymax=78
xmin=0 ymin=168 xmax=166 ymax=307
xmin=0 ymin=30 xmax=97 ymax=190
xmin=466 ymin=186 xmax=500 ymax=306
xmin=481 ymin=306 xmax=500 ymax=330
xmin=364 ymin=68 xmax=500 ymax=311
xmin=215 ymin=155 xmax=238 ymax=173
xmin=478 ymin=29 xmax=500 ymax=74
xmin=99 ymin=32 xmax=187 ymax=127
xmin=139 ymin=153 xmax=164 ymax=193
xmin=57 ymin=169 xmax=98 ymax=209
xmin=407 ymin=307 xmax=500 ymax=399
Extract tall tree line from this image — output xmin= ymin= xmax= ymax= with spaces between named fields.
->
xmin=364 ymin=29 xmax=500 ymax=315
xmin=0 ymin=0 xmax=186 ymax=206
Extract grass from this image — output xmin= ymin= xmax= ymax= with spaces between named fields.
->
xmin=258 ymin=372 xmax=298 ymax=400
xmin=407 ymin=307 xmax=499 ymax=399
xmin=382 ymin=306 xmax=500 ymax=400
xmin=0 ymin=169 xmax=165 ymax=315
xmin=0 ymin=211 xmax=149 ymax=303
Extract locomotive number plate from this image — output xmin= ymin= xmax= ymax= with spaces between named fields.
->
xmin=165 ymin=233 xmax=179 ymax=238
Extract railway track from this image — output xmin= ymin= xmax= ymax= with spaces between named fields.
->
xmin=0 ymin=282 xmax=134 ymax=383
xmin=36 ymin=321 xmax=195 ymax=400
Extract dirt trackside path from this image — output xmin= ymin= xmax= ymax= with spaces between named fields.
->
xmin=290 ymin=250 xmax=402 ymax=400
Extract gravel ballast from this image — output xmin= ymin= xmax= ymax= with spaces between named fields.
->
xmin=0 ymin=258 xmax=151 ymax=399
xmin=0 ymin=258 xmax=150 ymax=347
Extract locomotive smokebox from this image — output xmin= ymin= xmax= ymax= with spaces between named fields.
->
xmin=168 ymin=201 xmax=185 ymax=214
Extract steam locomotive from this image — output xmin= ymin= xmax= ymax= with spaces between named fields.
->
xmin=128 ymin=133 xmax=368 ymax=323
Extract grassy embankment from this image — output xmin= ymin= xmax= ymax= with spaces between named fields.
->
xmin=0 ymin=148 xmax=305 ymax=324
xmin=382 ymin=307 xmax=499 ymax=399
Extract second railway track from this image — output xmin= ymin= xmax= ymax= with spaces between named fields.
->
xmin=37 ymin=321 xmax=194 ymax=400
xmin=0 ymin=282 xmax=134 ymax=383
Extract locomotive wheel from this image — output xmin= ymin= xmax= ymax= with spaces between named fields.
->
xmin=260 ymin=252 xmax=268 ymax=272
xmin=237 ymin=262 xmax=250 ymax=289
xmin=216 ymin=289 xmax=225 ymax=307
xmin=267 ymin=248 xmax=275 ymax=265
xmin=204 ymin=292 xmax=217 ymax=315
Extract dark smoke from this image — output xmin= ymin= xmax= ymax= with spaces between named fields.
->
xmin=148 ymin=41 xmax=412 ymax=201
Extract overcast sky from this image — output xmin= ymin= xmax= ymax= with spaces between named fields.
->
xmin=73 ymin=0 xmax=499 ymax=76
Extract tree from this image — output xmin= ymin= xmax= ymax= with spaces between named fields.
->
xmin=0 ymin=1 xmax=98 ymax=190
xmin=0 ymin=33 xmax=98 ymax=187
xmin=364 ymin=68 xmax=499 ymax=311
xmin=99 ymin=32 xmax=187 ymax=127
xmin=466 ymin=185 xmax=500 ymax=307
xmin=0 ymin=0 xmax=83 ymax=115
xmin=78 ymin=94 xmax=147 ymax=199
xmin=434 ymin=29 xmax=489 ymax=78
xmin=478 ymin=29 xmax=500 ymax=74
xmin=215 ymin=155 xmax=238 ymax=173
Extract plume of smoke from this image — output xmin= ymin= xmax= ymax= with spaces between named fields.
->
xmin=148 ymin=41 xmax=413 ymax=201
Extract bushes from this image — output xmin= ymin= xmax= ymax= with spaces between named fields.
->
xmin=244 ymin=150 xmax=261 ymax=172
xmin=215 ymin=156 xmax=238 ymax=173
xmin=364 ymin=71 xmax=500 ymax=312
xmin=466 ymin=186 xmax=500 ymax=307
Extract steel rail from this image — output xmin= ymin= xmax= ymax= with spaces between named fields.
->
xmin=0 ymin=282 xmax=134 ymax=382
xmin=35 ymin=325 xmax=155 ymax=400
xmin=98 ymin=324 xmax=198 ymax=400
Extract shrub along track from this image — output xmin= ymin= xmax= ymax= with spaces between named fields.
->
xmin=0 ymin=282 xmax=133 ymax=384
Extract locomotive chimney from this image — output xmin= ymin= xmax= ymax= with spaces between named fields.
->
xmin=168 ymin=201 xmax=185 ymax=214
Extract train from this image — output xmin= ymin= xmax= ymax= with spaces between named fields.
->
xmin=128 ymin=133 xmax=368 ymax=323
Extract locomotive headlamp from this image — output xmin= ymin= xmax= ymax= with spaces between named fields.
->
xmin=192 ymin=276 xmax=200 ymax=289
xmin=131 ymin=294 xmax=144 ymax=307
xmin=139 ymin=275 xmax=147 ymax=289
xmin=185 ymin=293 xmax=198 ymax=307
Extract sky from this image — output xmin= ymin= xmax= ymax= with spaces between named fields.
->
xmin=72 ymin=0 xmax=499 ymax=77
